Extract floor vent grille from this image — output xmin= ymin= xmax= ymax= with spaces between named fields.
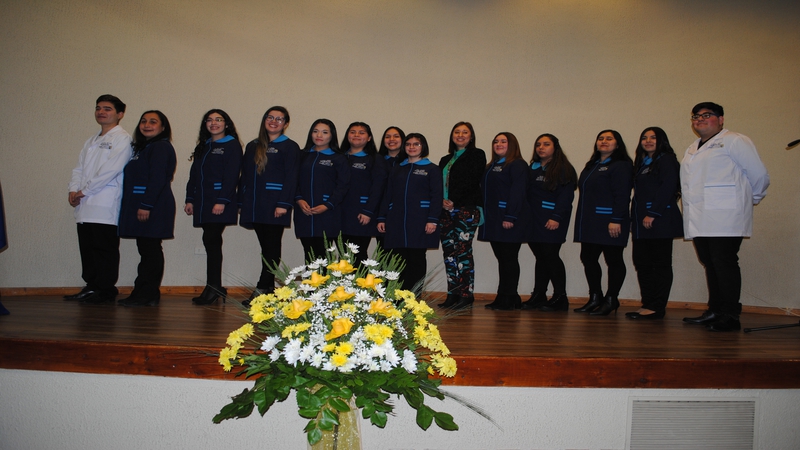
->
xmin=628 ymin=398 xmax=756 ymax=450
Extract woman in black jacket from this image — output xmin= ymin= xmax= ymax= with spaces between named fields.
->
xmin=118 ymin=110 xmax=176 ymax=306
xmin=437 ymin=122 xmax=486 ymax=310
xmin=627 ymin=127 xmax=683 ymax=320
xmin=573 ymin=129 xmax=633 ymax=316
xmin=184 ymin=109 xmax=242 ymax=305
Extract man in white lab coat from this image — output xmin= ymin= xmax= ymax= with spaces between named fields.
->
xmin=680 ymin=102 xmax=770 ymax=332
xmin=65 ymin=95 xmax=132 ymax=304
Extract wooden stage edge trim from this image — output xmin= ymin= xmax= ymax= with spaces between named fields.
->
xmin=2 ymin=286 xmax=799 ymax=317
xmin=3 ymin=337 xmax=800 ymax=389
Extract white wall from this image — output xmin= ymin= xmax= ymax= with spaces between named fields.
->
xmin=0 ymin=0 xmax=798 ymax=309
xmin=1 ymin=369 xmax=798 ymax=450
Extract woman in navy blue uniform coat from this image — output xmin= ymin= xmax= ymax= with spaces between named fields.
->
xmin=118 ymin=110 xmax=177 ymax=306
xmin=627 ymin=127 xmax=683 ymax=320
xmin=184 ymin=109 xmax=242 ymax=305
xmin=377 ymin=133 xmax=443 ymax=292
xmin=340 ymin=122 xmax=388 ymax=265
xmin=238 ymin=107 xmax=300 ymax=303
xmin=573 ymin=129 xmax=633 ymax=316
xmin=294 ymin=119 xmax=350 ymax=261
xmin=523 ymin=134 xmax=577 ymax=312
xmin=478 ymin=132 xmax=532 ymax=311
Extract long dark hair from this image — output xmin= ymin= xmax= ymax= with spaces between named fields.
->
xmin=584 ymin=129 xmax=631 ymax=169
xmin=531 ymin=133 xmax=577 ymax=192
xmin=303 ymin=119 xmax=341 ymax=153
xmin=633 ymin=127 xmax=675 ymax=170
xmin=378 ymin=126 xmax=406 ymax=159
xmin=448 ymin=121 xmax=476 ymax=154
xmin=254 ymin=106 xmax=290 ymax=174
xmin=190 ymin=109 xmax=239 ymax=161
xmin=340 ymin=122 xmax=377 ymax=156
xmin=133 ymin=110 xmax=171 ymax=153
xmin=488 ymin=132 xmax=522 ymax=167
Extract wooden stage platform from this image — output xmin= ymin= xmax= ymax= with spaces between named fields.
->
xmin=1 ymin=293 xmax=799 ymax=389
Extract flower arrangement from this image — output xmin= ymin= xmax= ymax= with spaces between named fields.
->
xmin=213 ymin=240 xmax=459 ymax=446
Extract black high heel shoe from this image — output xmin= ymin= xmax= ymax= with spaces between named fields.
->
xmin=539 ymin=293 xmax=569 ymax=312
xmin=625 ymin=310 xmax=665 ymax=320
xmin=589 ymin=295 xmax=619 ymax=316
xmin=192 ymin=286 xmax=227 ymax=305
xmin=574 ymin=292 xmax=604 ymax=313
xmin=490 ymin=294 xmax=521 ymax=311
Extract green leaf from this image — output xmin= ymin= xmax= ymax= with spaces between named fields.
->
xmin=318 ymin=408 xmax=339 ymax=430
xmin=434 ymin=411 xmax=459 ymax=431
xmin=298 ymin=408 xmax=321 ymax=419
xmin=416 ymin=405 xmax=434 ymax=430
xmin=328 ymin=397 xmax=350 ymax=413
xmin=307 ymin=426 xmax=322 ymax=445
xmin=370 ymin=410 xmax=387 ymax=428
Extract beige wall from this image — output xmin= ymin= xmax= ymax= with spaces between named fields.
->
xmin=0 ymin=0 xmax=798 ymax=309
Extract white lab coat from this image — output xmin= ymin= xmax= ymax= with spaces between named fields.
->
xmin=680 ymin=129 xmax=769 ymax=239
xmin=68 ymin=125 xmax=132 ymax=225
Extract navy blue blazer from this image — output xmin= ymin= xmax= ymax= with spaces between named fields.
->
xmin=293 ymin=149 xmax=351 ymax=239
xmin=185 ymin=135 xmax=242 ymax=227
xmin=341 ymin=152 xmax=388 ymax=237
xmin=378 ymin=158 xmax=443 ymax=249
xmin=238 ymin=135 xmax=301 ymax=229
xmin=574 ymin=158 xmax=633 ymax=246
xmin=119 ymin=139 xmax=177 ymax=239
xmin=631 ymin=153 xmax=684 ymax=240
xmin=527 ymin=162 xmax=576 ymax=244
xmin=478 ymin=158 xmax=532 ymax=243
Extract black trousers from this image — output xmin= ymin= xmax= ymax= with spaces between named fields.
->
xmin=201 ymin=223 xmax=226 ymax=286
xmin=490 ymin=241 xmax=521 ymax=296
xmin=579 ymin=242 xmax=626 ymax=298
xmin=632 ymin=238 xmax=674 ymax=312
xmin=253 ymin=224 xmax=284 ymax=292
xmin=300 ymin=237 xmax=327 ymax=263
xmin=77 ymin=223 xmax=120 ymax=298
xmin=692 ymin=236 xmax=743 ymax=317
xmin=133 ymin=237 xmax=164 ymax=300
xmin=391 ymin=247 xmax=428 ymax=294
xmin=528 ymin=242 xmax=566 ymax=295
xmin=342 ymin=234 xmax=372 ymax=267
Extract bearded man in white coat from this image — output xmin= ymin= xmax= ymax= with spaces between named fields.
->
xmin=65 ymin=95 xmax=132 ymax=304
xmin=680 ymin=102 xmax=770 ymax=332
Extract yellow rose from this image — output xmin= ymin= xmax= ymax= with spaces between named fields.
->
xmin=367 ymin=298 xmax=394 ymax=316
xmin=328 ymin=286 xmax=355 ymax=302
xmin=283 ymin=299 xmax=313 ymax=319
xmin=356 ymin=274 xmax=383 ymax=290
xmin=327 ymin=259 xmax=356 ymax=274
xmin=325 ymin=317 xmax=354 ymax=340
xmin=302 ymin=272 xmax=330 ymax=287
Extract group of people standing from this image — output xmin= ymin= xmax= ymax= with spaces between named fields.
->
xmin=65 ymin=96 xmax=769 ymax=332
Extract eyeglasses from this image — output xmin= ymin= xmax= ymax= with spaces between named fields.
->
xmin=405 ymin=142 xmax=422 ymax=148
xmin=266 ymin=116 xmax=285 ymax=123
xmin=205 ymin=117 xmax=225 ymax=123
xmin=691 ymin=113 xmax=718 ymax=121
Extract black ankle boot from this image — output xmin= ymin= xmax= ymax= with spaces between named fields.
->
xmin=521 ymin=291 xmax=547 ymax=310
xmin=451 ymin=295 xmax=474 ymax=310
xmin=484 ymin=294 xmax=502 ymax=309
xmin=490 ymin=294 xmax=520 ymax=311
xmin=574 ymin=292 xmax=604 ymax=313
xmin=539 ymin=293 xmax=569 ymax=311
xmin=193 ymin=285 xmax=227 ymax=305
xmin=589 ymin=295 xmax=620 ymax=316
xmin=438 ymin=294 xmax=458 ymax=308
